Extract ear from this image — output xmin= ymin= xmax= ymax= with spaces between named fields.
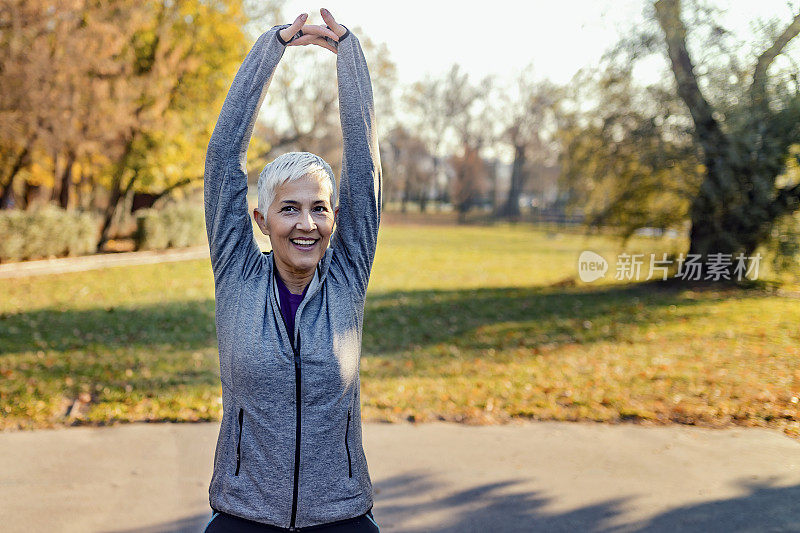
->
xmin=254 ymin=208 xmax=270 ymax=236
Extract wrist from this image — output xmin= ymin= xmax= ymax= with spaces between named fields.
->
xmin=324 ymin=25 xmax=350 ymax=49
xmin=275 ymin=24 xmax=302 ymax=46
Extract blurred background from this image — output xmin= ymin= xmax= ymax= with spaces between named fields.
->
xmin=0 ymin=0 xmax=798 ymax=440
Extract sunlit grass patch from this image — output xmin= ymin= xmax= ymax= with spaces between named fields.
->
xmin=0 ymin=224 xmax=797 ymax=439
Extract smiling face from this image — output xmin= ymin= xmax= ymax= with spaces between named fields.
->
xmin=254 ymin=173 xmax=338 ymax=281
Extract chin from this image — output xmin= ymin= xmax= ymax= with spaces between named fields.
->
xmin=289 ymin=255 xmax=321 ymax=270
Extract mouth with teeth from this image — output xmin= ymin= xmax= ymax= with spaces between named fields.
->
xmin=290 ymin=237 xmax=319 ymax=250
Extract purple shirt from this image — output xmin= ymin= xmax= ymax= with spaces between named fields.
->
xmin=275 ymin=270 xmax=308 ymax=346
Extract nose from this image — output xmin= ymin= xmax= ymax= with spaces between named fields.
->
xmin=296 ymin=209 xmax=317 ymax=231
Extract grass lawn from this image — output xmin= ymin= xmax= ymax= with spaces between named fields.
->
xmin=1 ymin=222 xmax=798 ymax=439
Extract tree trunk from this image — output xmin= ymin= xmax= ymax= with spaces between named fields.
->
xmin=684 ymin=157 xmax=778 ymax=286
xmin=457 ymin=205 xmax=468 ymax=224
xmin=419 ymin=174 xmax=428 ymax=213
xmin=0 ymin=175 xmax=16 ymax=209
xmin=97 ymin=141 xmax=135 ymax=251
xmin=23 ymin=182 xmax=41 ymax=209
xmin=655 ymin=0 xmax=800 ymax=278
xmin=499 ymin=144 xmax=525 ymax=220
xmin=431 ymin=157 xmax=441 ymax=212
xmin=0 ymin=144 xmax=32 ymax=210
xmin=97 ymin=177 xmax=130 ymax=251
xmin=400 ymin=182 xmax=409 ymax=214
xmin=76 ymin=170 xmax=87 ymax=210
xmin=58 ymin=151 xmax=76 ymax=209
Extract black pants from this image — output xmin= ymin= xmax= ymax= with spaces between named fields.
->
xmin=204 ymin=508 xmax=380 ymax=533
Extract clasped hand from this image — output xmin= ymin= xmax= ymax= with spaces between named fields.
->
xmin=279 ymin=8 xmax=347 ymax=54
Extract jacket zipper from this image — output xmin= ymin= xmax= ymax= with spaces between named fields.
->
xmin=235 ymin=407 xmax=244 ymax=476
xmin=270 ymin=275 xmax=303 ymax=531
xmin=289 ymin=329 xmax=302 ymax=531
xmin=273 ymin=263 xmax=320 ymax=531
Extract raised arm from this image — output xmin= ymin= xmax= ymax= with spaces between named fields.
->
xmin=204 ymin=23 xmax=291 ymax=284
xmin=328 ymin=19 xmax=383 ymax=301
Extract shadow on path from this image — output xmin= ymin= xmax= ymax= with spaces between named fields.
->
xmin=106 ymin=473 xmax=800 ymax=533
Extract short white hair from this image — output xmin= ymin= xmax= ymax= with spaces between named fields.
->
xmin=256 ymin=152 xmax=337 ymax=215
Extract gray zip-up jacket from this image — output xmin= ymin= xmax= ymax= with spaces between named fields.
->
xmin=203 ymin=22 xmax=381 ymax=530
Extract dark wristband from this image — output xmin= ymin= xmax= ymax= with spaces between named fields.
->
xmin=333 ymin=24 xmax=350 ymax=42
xmin=322 ymin=24 xmax=350 ymax=49
xmin=276 ymin=24 xmax=305 ymax=46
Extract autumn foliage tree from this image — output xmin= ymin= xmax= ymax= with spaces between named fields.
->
xmin=558 ymin=66 xmax=699 ymax=240
xmin=402 ymin=76 xmax=451 ymax=212
xmin=442 ymin=65 xmax=494 ymax=221
xmin=449 ymin=145 xmax=488 ymax=223
xmin=497 ymin=71 xmax=561 ymax=221
xmin=559 ymin=0 xmax=800 ymax=277
xmin=654 ymin=0 xmax=800 ymax=262
xmin=384 ymin=125 xmax=434 ymax=213
xmin=0 ymin=0 xmax=252 ymax=250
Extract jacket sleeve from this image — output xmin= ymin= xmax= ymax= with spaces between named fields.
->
xmin=204 ymin=24 xmax=291 ymax=285
xmin=330 ymin=27 xmax=383 ymax=302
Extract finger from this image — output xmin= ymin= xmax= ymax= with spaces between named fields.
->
xmin=313 ymin=37 xmax=338 ymax=54
xmin=287 ymin=34 xmax=319 ymax=46
xmin=297 ymin=24 xmax=339 ymax=41
xmin=320 ymin=8 xmax=346 ymax=37
xmin=289 ymin=35 xmax=337 ymax=54
xmin=280 ymin=13 xmax=307 ymax=42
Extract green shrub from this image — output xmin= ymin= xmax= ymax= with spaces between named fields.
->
xmin=760 ymin=210 xmax=800 ymax=283
xmin=135 ymin=202 xmax=205 ymax=251
xmin=0 ymin=206 xmax=99 ymax=262
xmin=0 ymin=210 xmax=25 ymax=260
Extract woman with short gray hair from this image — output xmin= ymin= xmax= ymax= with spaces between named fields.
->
xmin=203 ymin=8 xmax=381 ymax=532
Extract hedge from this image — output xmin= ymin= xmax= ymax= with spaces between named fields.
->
xmin=0 ymin=206 xmax=99 ymax=262
xmin=134 ymin=202 xmax=206 ymax=251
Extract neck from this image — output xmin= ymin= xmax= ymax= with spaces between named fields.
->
xmin=274 ymin=259 xmax=314 ymax=295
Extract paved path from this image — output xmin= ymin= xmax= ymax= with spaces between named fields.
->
xmin=0 ymin=247 xmax=210 ymax=279
xmin=0 ymin=421 xmax=798 ymax=532
xmin=0 ymin=233 xmax=276 ymax=279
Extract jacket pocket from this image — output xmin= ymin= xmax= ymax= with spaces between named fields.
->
xmin=345 ymin=408 xmax=352 ymax=478
xmin=235 ymin=407 xmax=244 ymax=476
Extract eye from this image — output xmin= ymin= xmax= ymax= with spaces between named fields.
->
xmin=281 ymin=206 xmax=297 ymax=212
xmin=314 ymin=205 xmax=329 ymax=212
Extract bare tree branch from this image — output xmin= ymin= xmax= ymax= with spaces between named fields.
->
xmin=751 ymin=11 xmax=800 ymax=100
xmin=150 ymin=175 xmax=199 ymax=203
